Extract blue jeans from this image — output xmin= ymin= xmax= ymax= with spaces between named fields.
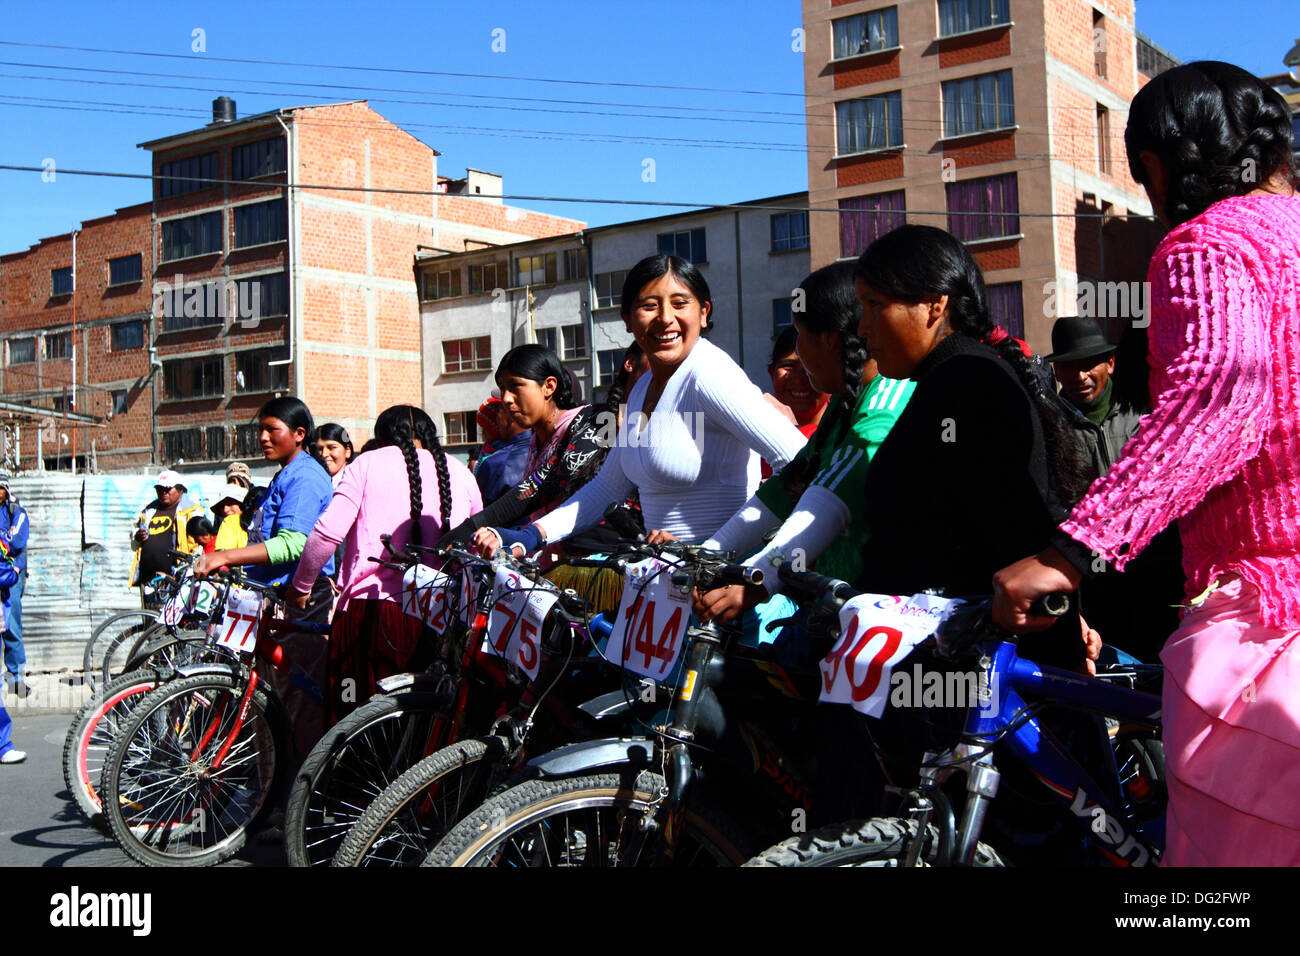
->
xmin=0 ymin=694 xmax=13 ymax=757
xmin=2 ymin=570 xmax=24 ymax=681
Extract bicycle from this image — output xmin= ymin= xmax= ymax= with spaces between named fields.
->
xmin=744 ymin=561 xmax=1165 ymax=867
xmin=98 ymin=570 xmax=330 ymax=866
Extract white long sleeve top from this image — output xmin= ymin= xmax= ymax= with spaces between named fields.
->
xmin=534 ymin=338 xmax=807 ymax=544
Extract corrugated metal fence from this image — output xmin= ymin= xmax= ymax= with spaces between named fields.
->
xmin=11 ymin=472 xmax=230 ymax=672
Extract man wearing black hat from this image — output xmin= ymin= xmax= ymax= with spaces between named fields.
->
xmin=1046 ymin=316 xmax=1142 ymax=478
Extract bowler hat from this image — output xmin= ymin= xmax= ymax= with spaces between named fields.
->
xmin=1045 ymin=316 xmax=1117 ymax=364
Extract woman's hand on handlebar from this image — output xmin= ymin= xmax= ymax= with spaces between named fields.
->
xmin=285 ymin=585 xmax=311 ymax=611
xmin=693 ymin=582 xmax=767 ymax=624
xmin=991 ymin=546 xmax=1083 ymax=633
xmin=470 ymin=527 xmax=504 ymax=559
xmin=192 ymin=551 xmax=229 ymax=579
xmin=645 ymin=529 xmax=679 ymax=545
xmin=1080 ymin=615 xmax=1102 ymax=677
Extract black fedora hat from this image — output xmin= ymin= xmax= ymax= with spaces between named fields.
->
xmin=1045 ymin=316 xmax=1117 ymax=363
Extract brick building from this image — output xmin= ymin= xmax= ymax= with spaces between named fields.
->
xmin=0 ymin=98 xmax=583 ymax=474
xmin=801 ymin=0 xmax=1173 ymax=352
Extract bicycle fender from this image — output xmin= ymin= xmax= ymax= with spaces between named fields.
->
xmin=174 ymin=662 xmax=241 ymax=681
xmin=375 ymin=672 xmax=444 ymax=694
xmin=576 ymin=689 xmax=633 ymax=722
xmin=527 ymin=737 xmax=655 ymax=778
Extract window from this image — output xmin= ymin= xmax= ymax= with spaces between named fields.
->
xmin=773 ymin=299 xmax=794 ymax=335
xmin=231 ymin=137 xmax=286 ymax=180
xmin=1092 ymin=9 xmax=1107 ymax=78
xmin=161 ymin=281 xmax=224 ymax=331
xmin=832 ymin=7 xmax=899 ymax=58
xmin=164 ymin=355 xmax=224 ymax=400
xmin=236 ymin=348 xmax=290 ymax=393
xmin=443 ymin=411 xmax=478 ymax=446
xmin=597 ymin=348 xmax=624 ymax=386
xmin=515 ymin=253 xmax=557 ymax=286
xmin=234 ymin=422 xmax=261 ymax=458
xmin=109 ymin=254 xmax=143 ymax=286
xmin=770 ymin=211 xmax=810 ymax=251
xmin=234 ymin=272 xmax=289 ymax=320
xmin=51 ymin=394 xmax=71 ymax=413
xmin=657 ymin=227 xmax=707 ymax=264
xmin=162 ymin=428 xmax=203 ymax=462
xmin=946 ymin=173 xmax=1019 ymax=242
xmin=468 ymin=260 xmax=506 ymax=294
xmin=111 ymin=320 xmax=145 ymax=351
xmin=421 ymin=268 xmax=462 ymax=301
xmin=563 ymin=248 xmax=586 ymax=281
xmin=594 ymin=270 xmax=627 ymax=309
xmin=111 ymin=389 xmax=129 ymax=416
xmin=161 ymin=211 xmax=223 ymax=262
xmin=836 ymin=92 xmax=904 ymax=154
xmin=8 ymin=338 xmax=34 ymax=365
xmin=942 ymin=70 xmax=1015 ymax=137
xmin=1137 ymin=35 xmax=1179 ymax=78
xmin=986 ymin=282 xmax=1024 ymax=339
xmin=45 ymin=331 xmax=72 ymax=360
xmin=839 ymin=190 xmax=906 ymax=258
xmin=1096 ymin=105 xmax=1111 ymax=176
xmin=51 ymin=267 xmax=73 ymax=296
xmin=157 ymin=151 xmax=218 ymax=199
xmin=538 ymin=324 xmax=589 ymax=361
xmin=442 ymin=336 xmax=492 ymax=373
xmin=233 ymin=199 xmax=287 ymax=248
xmin=938 ymin=0 xmax=1009 ymax=37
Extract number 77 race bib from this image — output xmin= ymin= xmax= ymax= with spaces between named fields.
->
xmin=606 ymin=557 xmax=692 ymax=683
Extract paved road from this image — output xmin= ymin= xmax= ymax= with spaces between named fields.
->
xmin=0 ymin=711 xmax=282 ymax=867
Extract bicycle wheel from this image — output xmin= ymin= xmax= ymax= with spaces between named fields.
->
xmin=83 ymin=610 xmax=158 ymax=693
xmin=283 ymin=690 xmax=447 ymax=867
xmin=332 ymin=735 xmax=512 ymax=867
xmin=744 ymin=817 xmax=1005 ymax=867
xmin=121 ymin=625 xmax=212 ymax=677
xmin=100 ymin=672 xmax=290 ymax=867
xmin=61 ymin=669 xmax=168 ymax=833
xmin=422 ymin=770 xmax=755 ymax=867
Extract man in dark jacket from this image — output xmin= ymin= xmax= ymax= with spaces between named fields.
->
xmin=1046 ymin=316 xmax=1142 ymax=477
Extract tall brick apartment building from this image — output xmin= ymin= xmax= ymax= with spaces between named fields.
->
xmin=802 ymin=0 xmax=1174 ymax=352
xmin=0 ymin=99 xmax=582 ymax=474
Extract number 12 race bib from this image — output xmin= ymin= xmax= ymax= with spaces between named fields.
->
xmin=606 ymin=558 xmax=692 ymax=683
xmin=401 ymin=563 xmax=457 ymax=635
xmin=819 ymin=592 xmax=966 ymax=717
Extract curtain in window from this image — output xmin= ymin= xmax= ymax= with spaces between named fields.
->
xmin=946 ymin=173 xmax=1019 ymax=241
xmin=986 ymin=282 xmax=1024 ymax=338
xmin=940 ymin=0 xmax=1010 ymax=37
xmin=838 ymin=94 xmax=901 ymax=153
xmin=839 ymin=192 xmax=906 ymax=258
xmin=943 ymin=71 xmax=1013 ymax=136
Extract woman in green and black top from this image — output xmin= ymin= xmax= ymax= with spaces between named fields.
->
xmin=698 ymin=261 xmax=914 ymax=623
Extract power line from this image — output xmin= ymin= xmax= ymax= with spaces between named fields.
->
xmin=0 ymin=162 xmax=1154 ymax=220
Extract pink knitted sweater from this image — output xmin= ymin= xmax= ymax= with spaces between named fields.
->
xmin=1059 ymin=193 xmax=1300 ymax=628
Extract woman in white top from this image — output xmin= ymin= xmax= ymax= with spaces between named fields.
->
xmin=479 ymin=254 xmax=807 ymax=556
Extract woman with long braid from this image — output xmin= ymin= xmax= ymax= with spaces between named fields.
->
xmin=289 ymin=405 xmax=481 ymax=723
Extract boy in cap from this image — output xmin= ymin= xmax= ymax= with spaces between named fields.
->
xmin=130 ymin=469 xmax=205 ymax=607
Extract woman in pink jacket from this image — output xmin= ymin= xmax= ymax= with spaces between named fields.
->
xmin=994 ymin=62 xmax=1300 ymax=865
xmin=289 ymin=405 xmax=482 ymax=723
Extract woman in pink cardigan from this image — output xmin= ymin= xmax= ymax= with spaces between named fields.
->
xmin=994 ymin=62 xmax=1300 ymax=866
xmin=289 ymin=405 xmax=482 ymax=724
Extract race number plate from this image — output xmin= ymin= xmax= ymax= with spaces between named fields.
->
xmin=606 ymin=558 xmax=692 ymax=683
xmin=482 ymin=567 xmax=560 ymax=680
xmin=215 ymin=586 xmax=262 ymax=657
xmin=819 ymin=592 xmax=966 ymax=717
xmin=401 ymin=563 xmax=456 ymax=635
xmin=160 ymin=580 xmax=193 ymax=627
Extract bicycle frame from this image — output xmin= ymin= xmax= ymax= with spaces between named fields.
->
xmin=911 ymin=638 xmax=1163 ymax=867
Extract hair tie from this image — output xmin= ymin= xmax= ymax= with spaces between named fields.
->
xmin=984 ymin=326 xmax=1010 ymax=345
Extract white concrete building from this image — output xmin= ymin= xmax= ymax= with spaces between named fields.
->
xmin=418 ymin=193 xmax=810 ymax=457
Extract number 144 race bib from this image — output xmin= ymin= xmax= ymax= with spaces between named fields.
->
xmin=819 ymin=592 xmax=966 ymax=717
xmin=607 ymin=558 xmax=692 ymax=683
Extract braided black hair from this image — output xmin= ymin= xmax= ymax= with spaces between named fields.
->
xmin=1126 ymin=61 xmax=1299 ymax=226
xmin=368 ymin=405 xmax=453 ymax=543
xmin=496 ymin=344 xmax=578 ymax=409
xmin=855 ymin=225 xmax=1092 ymax=506
xmin=603 ymin=341 xmax=645 ymax=418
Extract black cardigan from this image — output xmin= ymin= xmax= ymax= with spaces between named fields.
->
xmin=856 ymin=333 xmax=1082 ymax=667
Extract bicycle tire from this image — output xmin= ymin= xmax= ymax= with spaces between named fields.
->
xmin=100 ymin=672 xmax=291 ymax=867
xmin=121 ymin=625 xmax=211 ymax=677
xmin=744 ymin=817 xmax=1006 ymax=867
xmin=332 ymin=735 xmax=512 ymax=867
xmin=60 ymin=668 xmax=168 ymax=833
xmin=83 ymin=610 xmax=158 ymax=693
xmin=283 ymin=690 xmax=447 ymax=868
xmin=422 ymin=769 xmax=757 ymax=867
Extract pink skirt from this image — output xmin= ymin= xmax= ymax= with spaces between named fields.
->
xmin=1159 ymin=576 xmax=1300 ymax=866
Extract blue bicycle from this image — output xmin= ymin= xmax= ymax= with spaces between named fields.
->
xmin=747 ymin=563 xmax=1165 ymax=867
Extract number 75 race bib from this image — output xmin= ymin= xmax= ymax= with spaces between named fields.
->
xmin=606 ymin=558 xmax=692 ymax=683
xmin=819 ymin=592 xmax=966 ymax=717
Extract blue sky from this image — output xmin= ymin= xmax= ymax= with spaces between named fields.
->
xmin=0 ymin=0 xmax=1294 ymax=253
